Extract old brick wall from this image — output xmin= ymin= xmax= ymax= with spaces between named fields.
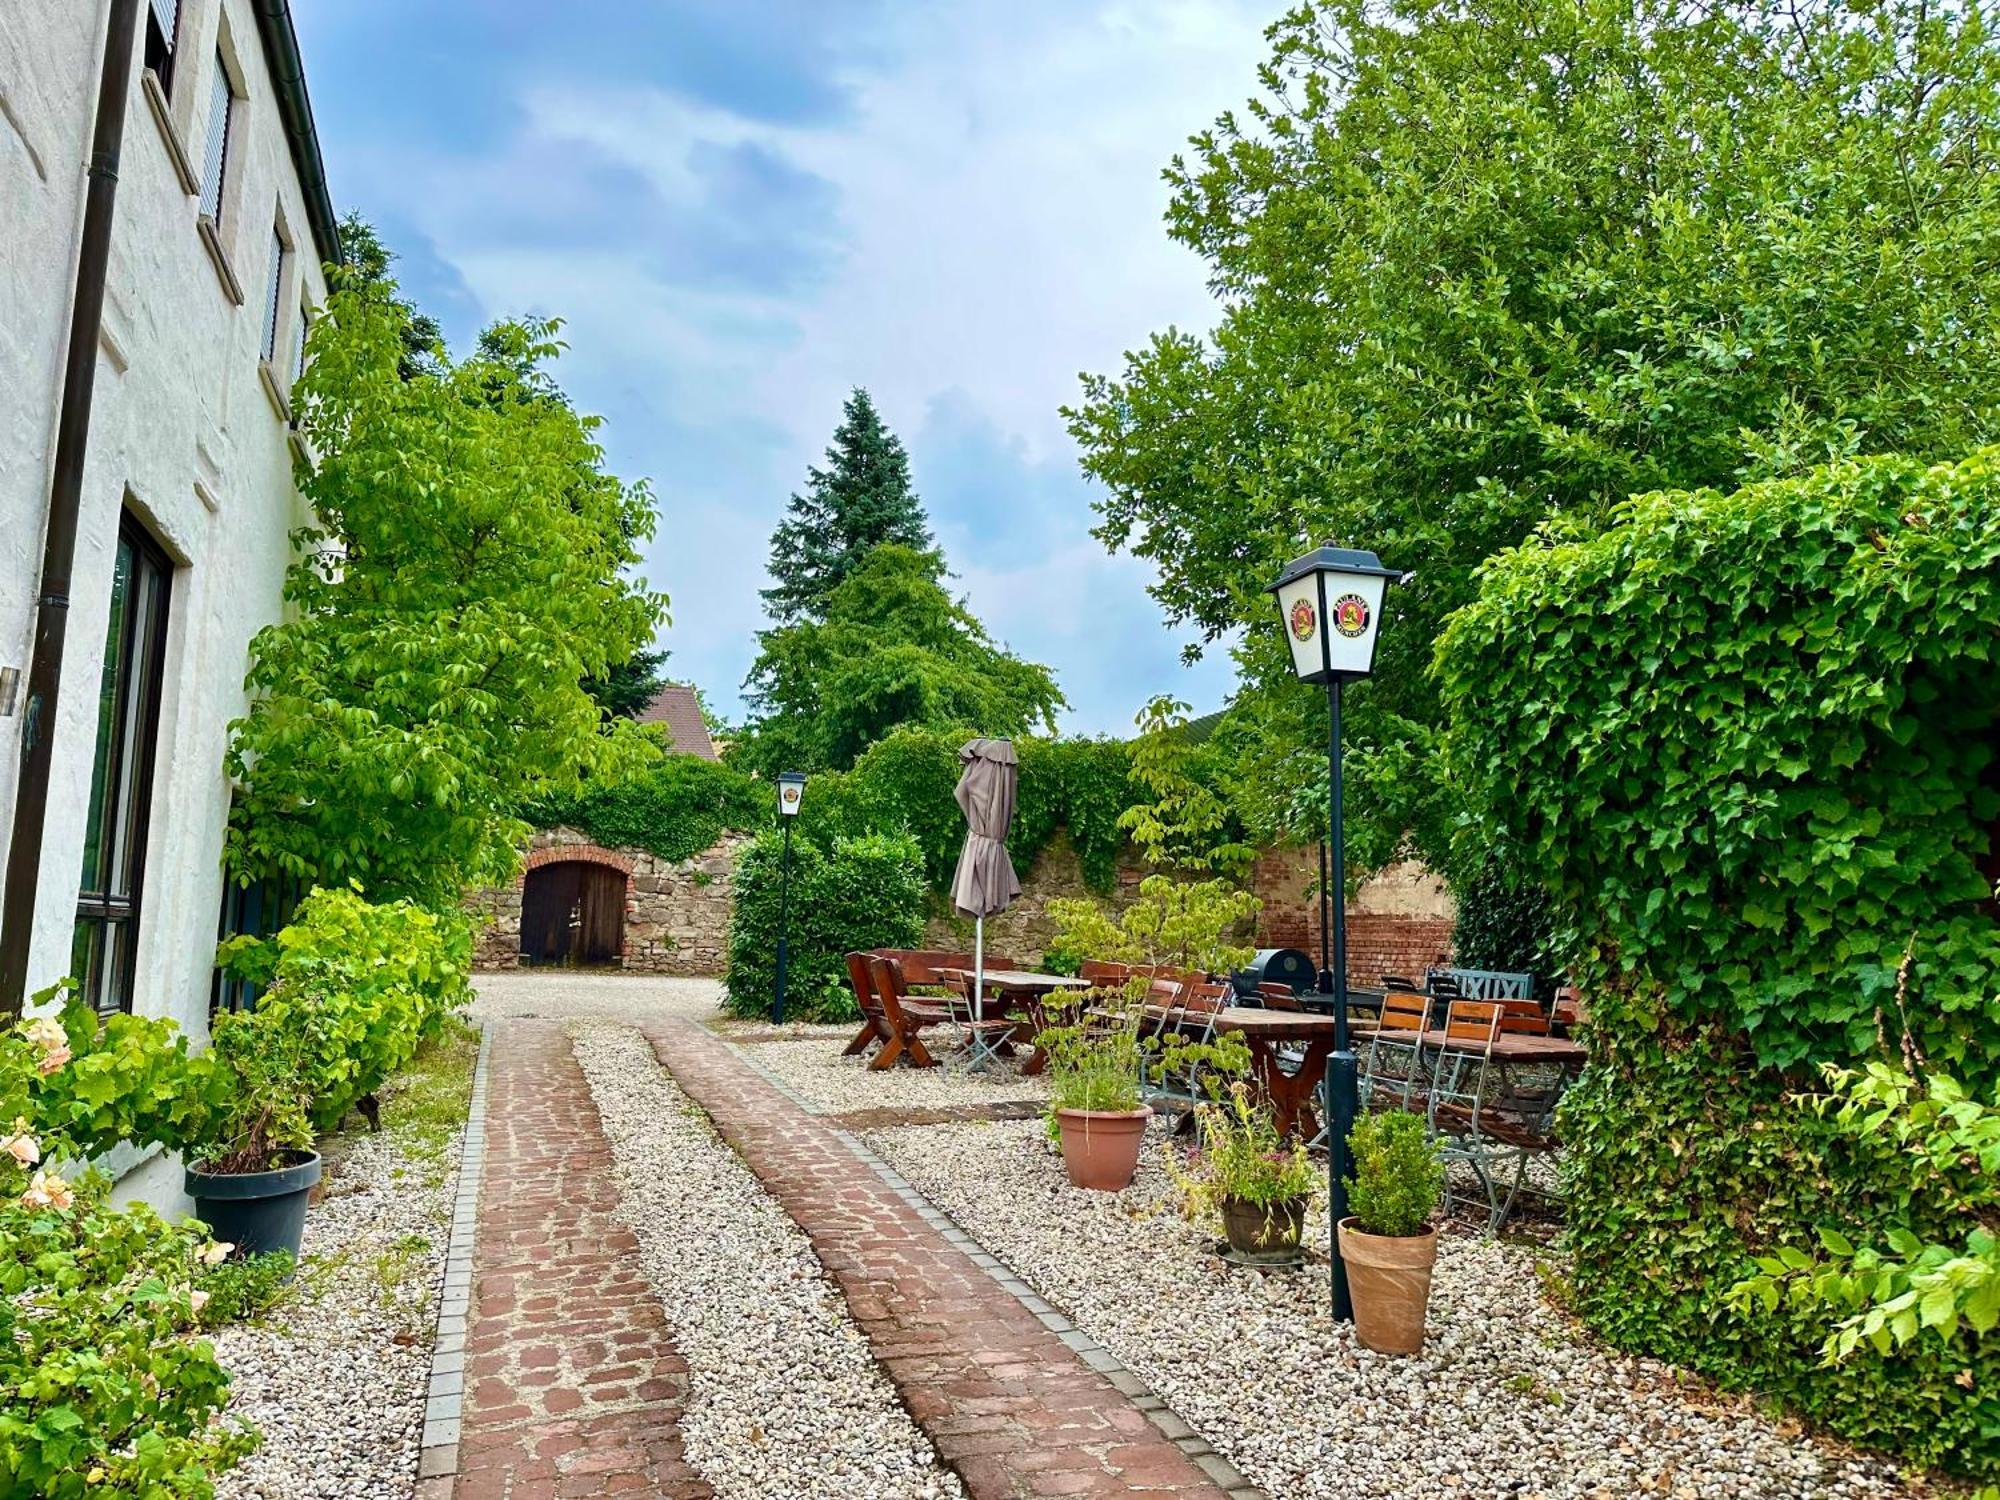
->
xmin=1251 ymin=849 xmax=1456 ymax=988
xmin=470 ymin=827 xmax=747 ymax=977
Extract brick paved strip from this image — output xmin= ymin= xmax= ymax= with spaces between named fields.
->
xmin=645 ymin=1019 xmax=1230 ymax=1500
xmin=455 ymin=1020 xmax=713 ymax=1500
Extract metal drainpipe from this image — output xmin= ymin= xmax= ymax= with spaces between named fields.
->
xmin=0 ymin=0 xmax=142 ymax=1018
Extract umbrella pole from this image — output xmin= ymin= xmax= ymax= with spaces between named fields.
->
xmin=974 ymin=915 xmax=984 ymax=1025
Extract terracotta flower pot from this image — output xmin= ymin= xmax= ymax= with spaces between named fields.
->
xmin=1055 ymin=1107 xmax=1150 ymax=1191
xmin=1337 ymin=1218 xmax=1439 ymax=1355
xmin=1220 ymin=1194 xmax=1308 ymax=1258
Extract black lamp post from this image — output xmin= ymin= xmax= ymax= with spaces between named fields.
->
xmin=1267 ymin=546 xmax=1401 ymax=1323
xmin=771 ymin=771 xmax=806 ymax=1025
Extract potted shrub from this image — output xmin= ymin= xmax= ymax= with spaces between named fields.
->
xmin=182 ymin=997 xmax=324 ymax=1260
xmin=1338 ymin=1110 xmax=1446 ymax=1355
xmin=1173 ymin=1081 xmax=1318 ymax=1262
xmin=1038 ymin=1022 xmax=1151 ymax=1191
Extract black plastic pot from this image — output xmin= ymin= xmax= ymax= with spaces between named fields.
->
xmin=185 ymin=1151 xmax=322 ymax=1259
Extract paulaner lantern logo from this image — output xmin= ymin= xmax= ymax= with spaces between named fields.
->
xmin=1332 ymin=593 xmax=1370 ymax=639
xmin=1290 ymin=597 xmax=1317 ymax=643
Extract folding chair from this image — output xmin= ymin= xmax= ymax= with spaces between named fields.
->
xmin=1139 ymin=978 xmax=1225 ymax=1119
xmin=1427 ymin=999 xmax=1557 ymax=1230
xmin=939 ymin=966 xmax=1024 ymax=1073
xmin=1360 ymin=987 xmax=1433 ymax=1114
xmin=863 ymin=955 xmax=950 ymax=1071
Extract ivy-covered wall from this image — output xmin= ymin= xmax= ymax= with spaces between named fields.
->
xmin=1437 ymin=450 xmax=2000 ymax=1477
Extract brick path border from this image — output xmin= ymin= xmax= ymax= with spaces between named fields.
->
xmin=415 ymin=1023 xmax=491 ymax=1491
xmin=648 ymin=1020 xmax=1267 ymax=1500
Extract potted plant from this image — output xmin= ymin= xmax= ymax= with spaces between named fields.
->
xmin=1038 ymin=1022 xmax=1151 ymax=1190
xmin=182 ymin=996 xmax=323 ymax=1260
xmin=1173 ymin=1081 xmax=1318 ymax=1262
xmin=1338 ymin=1110 xmax=1446 ymax=1355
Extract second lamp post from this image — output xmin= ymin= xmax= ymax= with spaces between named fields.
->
xmin=1267 ymin=546 xmax=1401 ymax=1323
xmin=770 ymin=771 xmax=806 ymax=1025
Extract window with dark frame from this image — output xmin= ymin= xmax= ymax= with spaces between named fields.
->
xmin=199 ymin=53 xmax=233 ymax=225
xmin=261 ymin=227 xmax=285 ymax=363
xmin=295 ymin=299 xmax=310 ymax=383
xmin=210 ymin=871 xmax=304 ymax=1016
xmin=73 ymin=514 xmax=174 ymax=1018
xmin=144 ymin=0 xmax=179 ymax=96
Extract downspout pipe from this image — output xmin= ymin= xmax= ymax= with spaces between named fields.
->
xmin=0 ymin=0 xmax=142 ymax=1018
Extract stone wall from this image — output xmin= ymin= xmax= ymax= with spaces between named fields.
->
xmin=478 ymin=826 xmax=1459 ymax=984
xmin=471 ymin=827 xmax=747 ymax=977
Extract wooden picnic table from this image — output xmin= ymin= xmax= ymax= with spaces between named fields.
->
xmin=1351 ymin=1024 xmax=1587 ymax=1066
xmin=1212 ymin=1007 xmax=1340 ymax=1141
xmin=938 ymin=968 xmax=1091 ymax=1075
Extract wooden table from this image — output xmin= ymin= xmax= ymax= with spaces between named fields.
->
xmin=1293 ymin=986 xmax=1386 ymax=1018
xmin=1350 ymin=1025 xmax=1587 ymax=1067
xmin=1212 ymin=1007 xmax=1341 ymax=1140
xmin=939 ymin=968 xmax=1091 ymax=1075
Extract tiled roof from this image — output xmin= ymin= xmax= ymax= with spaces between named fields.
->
xmin=637 ymin=684 xmax=718 ymax=760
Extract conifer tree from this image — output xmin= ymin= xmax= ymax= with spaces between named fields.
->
xmin=761 ymin=389 xmax=935 ymax=624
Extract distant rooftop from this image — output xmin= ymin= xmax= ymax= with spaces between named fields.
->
xmin=637 ymin=684 xmax=718 ymax=760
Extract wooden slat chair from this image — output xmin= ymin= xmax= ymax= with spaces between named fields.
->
xmin=842 ymin=951 xmax=892 ymax=1059
xmin=1427 ymin=999 xmax=1557 ymax=1231
xmin=1141 ymin=978 xmax=1227 ymax=1119
xmin=1259 ymin=982 xmax=1302 ymax=1012
xmin=863 ymin=954 xmax=951 ymax=1071
xmin=1360 ymin=988 xmax=1433 ymax=1114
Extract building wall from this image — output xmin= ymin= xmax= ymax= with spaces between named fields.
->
xmin=0 ymin=1 xmax=328 ymax=1067
xmin=471 ymin=828 xmax=748 ymax=978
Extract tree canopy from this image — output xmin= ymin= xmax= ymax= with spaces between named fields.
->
xmin=761 ymin=388 xmax=935 ymax=625
xmin=225 ymin=273 xmax=663 ymax=908
xmin=1067 ymin=0 xmax=2000 ymax=870
xmin=737 ymin=544 xmax=1064 ymax=775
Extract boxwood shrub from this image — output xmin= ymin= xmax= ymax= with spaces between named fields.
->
xmin=723 ymin=831 xmax=927 ymax=1022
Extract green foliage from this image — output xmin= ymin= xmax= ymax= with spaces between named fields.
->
xmin=0 ymin=1016 xmax=252 ymax=1499
xmin=25 ymin=984 xmax=206 ymax=1160
xmin=1068 ymin=0 xmax=2000 ymax=870
xmin=1039 ymin=1024 xmax=1147 ymax=1118
xmin=1118 ymin=698 xmax=1254 ymax=874
xmin=762 ymin=387 xmax=936 ymax=626
xmin=739 ymin=545 xmax=1065 ymax=776
xmin=582 ymin=645 xmax=670 ymax=721
xmin=1173 ymin=1081 xmax=1318 ymax=1222
xmin=1438 ymin=451 xmax=2000 ymax=1476
xmin=1449 ymin=862 xmax=1558 ymax=997
xmin=199 ymin=888 xmax=472 ymax=1170
xmin=193 ymin=1252 xmax=296 ymax=1329
xmin=722 ymin=832 xmax=927 ymax=1022
xmin=1439 ymin=452 xmax=2000 ymax=1076
xmin=527 ymin=751 xmax=766 ymax=863
xmin=1345 ymin=1111 xmax=1443 ymax=1238
xmin=1729 ymin=1066 xmax=2000 ymax=1360
xmin=1044 ymin=876 xmax=1262 ymax=979
xmin=227 ymin=271 xmax=663 ymax=908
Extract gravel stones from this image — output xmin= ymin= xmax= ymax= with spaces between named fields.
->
xmin=743 ymin=1037 xmax=1050 ymax=1116
xmin=211 ymin=1121 xmax=460 ymax=1499
xmin=569 ymin=1020 xmax=964 ymax=1500
xmin=864 ymin=1117 xmax=1917 ymax=1500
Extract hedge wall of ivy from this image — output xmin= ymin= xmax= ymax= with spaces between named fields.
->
xmin=525 ymin=754 xmax=767 ymax=863
xmin=1437 ymin=451 xmax=2000 ymax=1477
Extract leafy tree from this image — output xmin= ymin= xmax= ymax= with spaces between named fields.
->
xmin=226 ymin=274 xmax=664 ymax=909
xmin=762 ymin=388 xmax=935 ymax=624
xmin=738 ymin=544 xmax=1064 ymax=775
xmin=583 ymin=645 xmax=670 ymax=720
xmin=1118 ymin=697 xmax=1254 ymax=874
xmin=1067 ymin=0 xmax=2000 ymax=869
xmin=333 ymin=213 xmax=443 ymax=380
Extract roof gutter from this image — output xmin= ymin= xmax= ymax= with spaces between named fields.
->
xmin=251 ymin=0 xmax=340 ymax=266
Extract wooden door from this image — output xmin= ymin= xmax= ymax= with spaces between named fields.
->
xmin=519 ymin=863 xmax=625 ymax=966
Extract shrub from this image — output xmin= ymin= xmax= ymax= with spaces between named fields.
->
xmin=1448 ymin=860 xmax=1558 ymax=999
xmin=1437 ymin=450 xmax=2000 ymax=1476
xmin=1044 ymin=876 xmax=1261 ymax=978
xmin=0 ymin=1014 xmax=252 ymax=1498
xmin=723 ymin=831 xmax=926 ymax=1022
xmin=525 ymin=752 xmax=766 ymax=863
xmin=1173 ymin=1081 xmax=1317 ymax=1223
xmin=1345 ymin=1111 xmax=1442 ymax=1238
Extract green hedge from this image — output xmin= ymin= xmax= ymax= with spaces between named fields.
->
xmin=723 ymin=831 xmax=927 ymax=1022
xmin=526 ymin=753 xmax=766 ymax=863
xmin=1437 ymin=450 xmax=2000 ymax=1478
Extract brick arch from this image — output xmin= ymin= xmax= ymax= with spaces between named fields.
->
xmin=522 ymin=842 xmax=635 ymax=878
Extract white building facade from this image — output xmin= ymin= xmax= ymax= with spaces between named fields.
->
xmin=0 ymin=0 xmax=337 ymax=1186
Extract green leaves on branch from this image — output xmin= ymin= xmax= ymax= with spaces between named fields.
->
xmin=227 ymin=280 xmax=664 ymax=908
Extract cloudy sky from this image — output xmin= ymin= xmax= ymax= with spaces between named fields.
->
xmin=294 ymin=1 xmax=1271 ymax=733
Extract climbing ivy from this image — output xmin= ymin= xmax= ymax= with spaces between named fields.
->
xmin=1437 ymin=450 xmax=2000 ymax=1480
xmin=526 ymin=753 xmax=766 ymax=864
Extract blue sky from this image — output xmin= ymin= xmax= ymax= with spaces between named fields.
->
xmin=293 ymin=1 xmax=1270 ymax=733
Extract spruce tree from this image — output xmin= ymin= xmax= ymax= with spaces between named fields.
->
xmin=761 ymin=389 xmax=935 ymax=624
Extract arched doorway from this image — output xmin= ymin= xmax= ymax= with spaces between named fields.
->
xmin=519 ymin=861 xmax=626 ymax=967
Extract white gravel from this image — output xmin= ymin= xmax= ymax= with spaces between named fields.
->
xmin=741 ymin=1037 xmax=1049 ymax=1116
xmin=865 ymin=1117 xmax=1917 ymax=1500
xmin=569 ymin=1020 xmax=964 ymax=1500
xmin=471 ymin=969 xmax=723 ymax=1024
xmin=211 ymin=1100 xmax=463 ymax=1498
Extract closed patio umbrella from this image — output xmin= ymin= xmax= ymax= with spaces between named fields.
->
xmin=950 ymin=738 xmax=1022 ymax=1022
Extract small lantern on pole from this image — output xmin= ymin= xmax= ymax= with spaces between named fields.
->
xmin=1266 ymin=546 xmax=1400 ymax=1324
xmin=771 ymin=771 xmax=806 ymax=1025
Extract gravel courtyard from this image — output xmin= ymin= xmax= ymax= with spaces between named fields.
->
xmin=426 ymin=971 xmax=1930 ymax=1500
